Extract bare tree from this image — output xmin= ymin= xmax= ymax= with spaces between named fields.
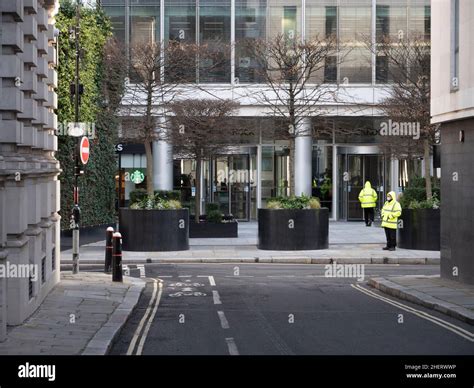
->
xmin=243 ymin=34 xmax=339 ymax=194
xmin=366 ymin=34 xmax=436 ymax=198
xmin=168 ymin=99 xmax=240 ymax=222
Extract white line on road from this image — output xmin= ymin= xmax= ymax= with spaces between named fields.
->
xmin=267 ymin=275 xmax=295 ymax=278
xmin=217 ymin=311 xmax=230 ymax=329
xmin=179 ymin=275 xmax=192 ymax=278
xmin=213 ymin=290 xmax=222 ymax=305
xmin=351 ymin=284 xmax=474 ymax=342
xmin=224 ymin=275 xmax=254 ymax=278
xmin=136 ymin=281 xmax=163 ymax=355
xmin=225 ymin=338 xmax=239 ymax=355
xmin=158 ymin=275 xmax=173 ymax=278
xmin=208 ymin=276 xmax=216 ymax=286
xmin=127 ymin=279 xmax=158 ymax=355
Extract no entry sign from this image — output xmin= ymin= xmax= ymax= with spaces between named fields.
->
xmin=80 ymin=137 xmax=90 ymax=165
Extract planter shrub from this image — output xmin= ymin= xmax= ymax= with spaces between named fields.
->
xmin=258 ymin=196 xmax=328 ymax=250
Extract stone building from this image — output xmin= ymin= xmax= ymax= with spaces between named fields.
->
xmin=0 ymin=0 xmax=60 ymax=337
xmin=431 ymin=0 xmax=474 ymax=285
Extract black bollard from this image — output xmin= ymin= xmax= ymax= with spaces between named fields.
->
xmin=112 ymin=232 xmax=123 ymax=282
xmin=104 ymin=227 xmax=114 ymax=273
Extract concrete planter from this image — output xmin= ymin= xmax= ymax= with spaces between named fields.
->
xmin=398 ymin=208 xmax=440 ymax=251
xmin=119 ymin=208 xmax=189 ymax=251
xmin=258 ymin=208 xmax=329 ymax=250
xmin=189 ymin=221 xmax=238 ymax=238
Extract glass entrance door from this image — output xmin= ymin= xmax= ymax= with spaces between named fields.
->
xmin=346 ymin=155 xmax=384 ymax=221
xmin=212 ymin=154 xmax=251 ymax=221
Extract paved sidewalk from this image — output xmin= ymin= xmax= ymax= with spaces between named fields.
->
xmin=369 ymin=275 xmax=474 ymax=325
xmin=0 ymin=272 xmax=145 ymax=355
xmin=61 ymin=222 xmax=440 ymax=265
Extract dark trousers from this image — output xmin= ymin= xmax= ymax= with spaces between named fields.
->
xmin=363 ymin=208 xmax=375 ymax=225
xmin=384 ymin=227 xmax=397 ymax=248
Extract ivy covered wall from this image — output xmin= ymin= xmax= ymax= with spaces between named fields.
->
xmin=56 ymin=1 xmax=118 ymax=230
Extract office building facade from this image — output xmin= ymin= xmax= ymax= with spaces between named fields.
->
xmin=103 ymin=0 xmax=431 ymax=221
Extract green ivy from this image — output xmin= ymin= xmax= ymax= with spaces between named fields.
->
xmin=56 ymin=1 xmax=118 ymax=230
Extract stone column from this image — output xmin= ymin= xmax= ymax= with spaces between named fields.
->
xmin=294 ymin=117 xmax=313 ymax=196
xmin=152 ymin=118 xmax=173 ymax=191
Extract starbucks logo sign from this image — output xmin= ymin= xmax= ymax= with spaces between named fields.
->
xmin=130 ymin=170 xmax=145 ymax=184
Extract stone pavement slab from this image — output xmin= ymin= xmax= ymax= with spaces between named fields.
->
xmin=368 ymin=275 xmax=474 ymax=325
xmin=0 ymin=272 xmax=145 ymax=355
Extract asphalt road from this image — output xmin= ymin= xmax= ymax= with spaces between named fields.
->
xmin=100 ymin=264 xmax=474 ymax=356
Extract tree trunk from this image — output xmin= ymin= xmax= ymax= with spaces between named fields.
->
xmin=195 ymin=156 xmax=201 ymax=223
xmin=144 ymin=140 xmax=154 ymax=197
xmin=423 ymin=138 xmax=432 ymax=200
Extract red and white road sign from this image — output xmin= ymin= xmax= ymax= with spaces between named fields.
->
xmin=80 ymin=136 xmax=90 ymax=165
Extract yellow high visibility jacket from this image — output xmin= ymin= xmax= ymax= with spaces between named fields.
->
xmin=358 ymin=181 xmax=378 ymax=208
xmin=381 ymin=191 xmax=402 ymax=229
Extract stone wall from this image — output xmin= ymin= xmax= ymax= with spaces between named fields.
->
xmin=0 ymin=0 xmax=60 ymax=325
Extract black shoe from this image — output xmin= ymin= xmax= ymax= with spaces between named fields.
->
xmin=366 ymin=224 xmax=370 ymax=227
xmin=368 ymin=222 xmax=372 ymax=226
xmin=388 ymin=247 xmax=396 ymax=251
xmin=383 ymin=246 xmax=389 ymax=250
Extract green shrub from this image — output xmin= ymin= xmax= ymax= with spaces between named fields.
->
xmin=266 ymin=195 xmax=322 ymax=210
xmin=399 ymin=176 xmax=441 ymax=209
xmin=207 ymin=209 xmax=223 ymax=223
xmin=206 ymin=203 xmax=220 ymax=213
xmin=129 ymin=189 xmax=148 ymax=206
xmin=155 ymin=190 xmax=181 ymax=201
xmin=267 ymin=200 xmax=282 ymax=209
xmin=130 ymin=196 xmax=182 ymax=210
xmin=308 ymin=197 xmax=321 ymax=209
xmin=409 ymin=193 xmax=440 ymax=210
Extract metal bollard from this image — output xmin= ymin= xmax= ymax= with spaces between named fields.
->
xmin=112 ymin=232 xmax=123 ymax=282
xmin=104 ymin=227 xmax=114 ymax=273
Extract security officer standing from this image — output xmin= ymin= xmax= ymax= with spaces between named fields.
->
xmin=358 ymin=181 xmax=378 ymax=226
xmin=381 ymin=191 xmax=402 ymax=251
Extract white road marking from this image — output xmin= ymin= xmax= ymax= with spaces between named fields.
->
xmin=225 ymin=338 xmax=239 ymax=355
xmin=208 ymin=276 xmax=216 ymax=286
xmin=213 ymin=290 xmax=222 ymax=305
xmin=127 ymin=279 xmax=158 ymax=355
xmin=158 ymin=275 xmax=173 ymax=278
xmin=267 ymin=275 xmax=295 ymax=278
xmin=224 ymin=275 xmax=254 ymax=278
xmin=351 ymin=284 xmax=474 ymax=342
xmin=217 ymin=311 xmax=230 ymax=329
xmin=137 ymin=264 xmax=145 ymax=278
xmin=136 ymin=281 xmax=164 ymax=355
xmin=179 ymin=275 xmax=192 ymax=278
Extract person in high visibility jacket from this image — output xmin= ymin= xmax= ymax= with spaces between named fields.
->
xmin=381 ymin=191 xmax=402 ymax=251
xmin=358 ymin=181 xmax=378 ymax=226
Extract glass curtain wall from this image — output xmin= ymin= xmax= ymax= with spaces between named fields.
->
xmin=130 ymin=2 xmax=160 ymax=46
xmin=235 ymin=0 xmax=267 ymax=83
xmin=338 ymin=0 xmax=372 ymax=84
xmin=199 ymin=0 xmax=231 ymax=83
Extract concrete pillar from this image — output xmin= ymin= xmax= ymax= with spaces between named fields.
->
xmin=389 ymin=157 xmax=400 ymax=196
xmin=294 ymin=118 xmax=313 ymax=196
xmin=152 ymin=120 xmax=173 ymax=191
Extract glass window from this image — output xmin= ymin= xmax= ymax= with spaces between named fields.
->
xmin=130 ymin=5 xmax=159 ymax=46
xmin=409 ymin=2 xmax=431 ymax=40
xmin=235 ymin=0 xmax=267 ymax=83
xmin=339 ymin=4 xmax=372 ymax=84
xmin=103 ymin=6 xmax=126 ymax=43
xmin=164 ymin=0 xmax=196 ymax=43
xmin=199 ymin=0 xmax=231 ymax=83
xmin=267 ymin=0 xmax=301 ymax=39
xmin=307 ymin=3 xmax=337 ymax=39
